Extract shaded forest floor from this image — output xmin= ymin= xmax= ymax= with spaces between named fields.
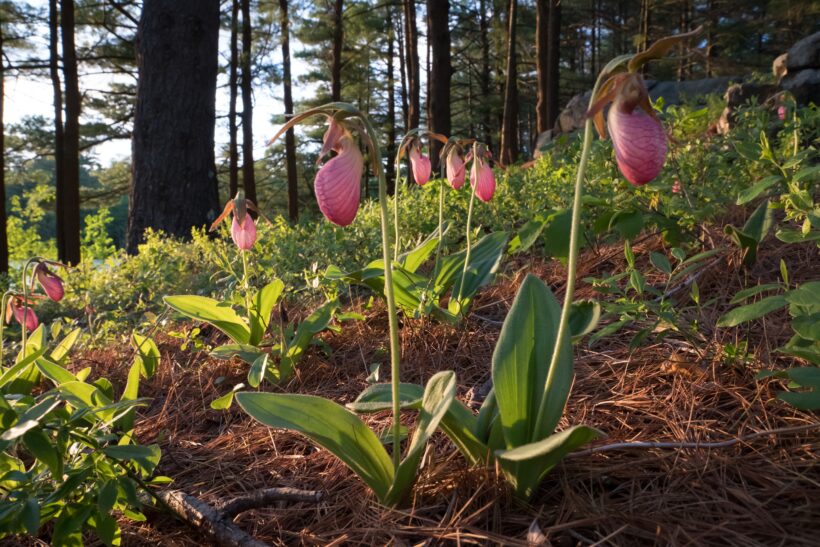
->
xmin=15 ymin=228 xmax=820 ymax=546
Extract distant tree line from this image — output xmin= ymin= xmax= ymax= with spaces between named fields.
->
xmin=0 ymin=0 xmax=814 ymax=267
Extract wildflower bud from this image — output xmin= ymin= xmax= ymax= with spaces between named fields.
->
xmin=409 ymin=144 xmax=431 ymax=186
xmin=672 ymin=180 xmax=681 ymax=194
xmin=470 ymin=154 xmax=496 ymax=202
xmin=34 ymin=262 xmax=64 ymax=302
xmin=777 ymin=105 xmax=786 ymax=121
xmin=445 ymin=148 xmax=466 ymax=190
xmin=231 ymin=214 xmax=257 ymax=250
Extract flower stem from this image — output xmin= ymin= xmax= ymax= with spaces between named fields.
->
xmin=432 ymin=176 xmax=445 ymax=281
xmin=454 ymin=169 xmax=477 ymax=318
xmin=241 ymin=250 xmax=251 ymax=316
xmin=0 ymin=291 xmax=12 ymax=367
xmin=531 ymin=114 xmax=595 ymax=438
xmin=20 ymin=258 xmax=38 ymax=352
xmin=361 ymin=116 xmax=403 ymax=470
xmin=393 ymin=168 xmax=401 ymax=262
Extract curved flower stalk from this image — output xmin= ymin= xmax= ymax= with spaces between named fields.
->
xmin=234 ymin=103 xmax=457 ymax=507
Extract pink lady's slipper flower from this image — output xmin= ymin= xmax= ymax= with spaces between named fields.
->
xmin=7 ymin=298 xmax=39 ymax=333
xmin=588 ymin=72 xmax=667 ymax=186
xmin=408 ymin=143 xmax=431 ymax=186
xmin=777 ymin=105 xmax=787 ymax=121
xmin=314 ymin=118 xmax=363 ymax=226
xmin=445 ymin=148 xmax=466 ymax=189
xmin=33 ymin=262 xmax=64 ymax=302
xmin=210 ymin=190 xmax=269 ymax=249
xmin=470 ymin=149 xmax=496 ymax=202
xmin=672 ymin=179 xmax=681 ymax=194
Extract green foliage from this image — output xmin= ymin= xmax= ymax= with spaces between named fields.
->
xmin=81 ymin=208 xmax=118 ymax=261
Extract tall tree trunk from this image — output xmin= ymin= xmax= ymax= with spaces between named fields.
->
xmin=546 ymin=0 xmax=561 ymax=129
xmin=397 ymin=10 xmax=408 ymax=132
xmin=228 ymin=0 xmax=239 ymax=198
xmin=59 ymin=0 xmax=81 ymax=265
xmin=279 ymin=0 xmax=298 ymax=221
xmin=478 ymin=0 xmax=492 ymax=152
xmin=127 ymin=0 xmax=220 ymax=253
xmin=535 ymin=0 xmax=548 ymax=135
xmin=427 ymin=0 xmax=450 ymax=173
xmin=677 ymin=0 xmax=690 ymax=80
xmin=240 ymin=0 xmax=256 ymax=205
xmin=0 ymin=21 xmax=7 ymax=273
xmin=386 ymin=7 xmax=396 ymax=194
xmin=331 ymin=0 xmax=343 ymax=101
xmin=500 ymin=0 xmax=518 ymax=165
xmin=403 ymin=0 xmax=420 ymax=130
xmin=49 ymin=0 xmax=65 ymax=261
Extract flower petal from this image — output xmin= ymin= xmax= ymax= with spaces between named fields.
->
xmin=446 ymin=150 xmax=465 ymax=189
xmin=607 ymin=106 xmax=667 ymax=186
xmin=315 ymin=138 xmax=363 ymax=226
xmin=13 ymin=305 xmax=39 ymax=332
xmin=231 ymin=215 xmax=257 ymax=250
xmin=35 ymin=263 xmax=64 ymax=302
xmin=409 ymin=147 xmax=431 ymax=186
xmin=470 ymin=158 xmax=496 ymax=202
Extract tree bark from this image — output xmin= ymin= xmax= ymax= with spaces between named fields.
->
xmin=331 ymin=0 xmax=343 ymax=101
xmin=546 ymin=0 xmax=561 ymax=130
xmin=59 ymin=0 xmax=81 ymax=265
xmin=500 ymin=0 xmax=518 ymax=165
xmin=397 ymin=10 xmax=408 ymax=132
xmin=386 ymin=7 xmax=396 ymax=194
xmin=49 ymin=0 xmax=65 ymax=261
xmin=279 ymin=0 xmax=298 ymax=221
xmin=403 ymin=0 xmax=420 ymax=131
xmin=427 ymin=0 xmax=450 ymax=173
xmin=240 ymin=0 xmax=256 ymax=205
xmin=535 ymin=0 xmax=548 ymax=135
xmin=127 ymin=0 xmax=220 ymax=254
xmin=478 ymin=0 xmax=492 ymax=152
xmin=228 ymin=0 xmax=239 ymax=198
xmin=0 ymin=21 xmax=7 ymax=273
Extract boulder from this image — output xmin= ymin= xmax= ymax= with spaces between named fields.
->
xmin=647 ymin=77 xmax=735 ymax=106
xmin=785 ymin=31 xmax=820 ymax=71
xmin=781 ymin=68 xmax=820 ymax=104
xmin=555 ymin=91 xmax=592 ymax=134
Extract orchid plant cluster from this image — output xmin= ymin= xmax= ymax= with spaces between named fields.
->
xmin=188 ymin=30 xmax=694 ymax=507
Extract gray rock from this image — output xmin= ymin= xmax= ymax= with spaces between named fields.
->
xmin=648 ymin=77 xmax=736 ymax=106
xmin=786 ymin=31 xmax=820 ymax=71
xmin=782 ymin=68 xmax=820 ymax=104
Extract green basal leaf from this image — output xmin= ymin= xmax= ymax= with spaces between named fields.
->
xmin=496 ymin=425 xmax=602 ymax=500
xmin=131 ymin=334 xmax=160 ymax=378
xmin=50 ymin=328 xmax=82 ymax=365
xmin=492 ymin=275 xmax=571 ymax=449
xmin=736 ymin=175 xmax=781 ymax=205
xmin=386 ymin=371 xmax=456 ymax=506
xmin=249 ymin=279 xmax=285 ymax=346
xmin=236 ymin=391 xmax=394 ymax=501
xmin=164 ymin=295 xmax=250 ymax=344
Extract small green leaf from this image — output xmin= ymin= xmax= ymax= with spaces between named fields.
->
xmin=247 ymin=353 xmax=269 ymax=388
xmin=210 ymin=383 xmax=245 ymax=410
xmin=717 ymin=295 xmax=788 ymax=327
xmin=23 ymin=428 xmax=61 ymax=476
xmin=735 ymin=175 xmax=781 ymax=205
xmin=131 ymin=334 xmax=160 ymax=378
xmin=649 ymin=252 xmax=672 ymax=275
xmin=568 ymin=300 xmax=601 ymax=341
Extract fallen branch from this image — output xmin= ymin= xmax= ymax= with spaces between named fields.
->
xmin=156 ymin=487 xmax=322 ymax=547
xmin=568 ymin=423 xmax=819 ymax=459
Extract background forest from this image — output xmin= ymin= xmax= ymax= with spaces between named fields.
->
xmin=0 ymin=0 xmax=815 ymax=270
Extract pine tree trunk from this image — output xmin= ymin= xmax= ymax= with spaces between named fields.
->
xmin=546 ymin=0 xmax=561 ymax=129
xmin=49 ymin=0 xmax=65 ymax=261
xmin=59 ymin=0 xmax=81 ymax=265
xmin=279 ymin=0 xmax=298 ymax=221
xmin=427 ymin=0 xmax=450 ymax=173
xmin=386 ymin=7 xmax=396 ymax=195
xmin=331 ymin=0 xmax=343 ymax=101
xmin=127 ymin=0 xmax=220 ymax=254
xmin=535 ymin=0 xmax=548 ymax=135
xmin=500 ymin=0 xmax=518 ymax=165
xmin=403 ymin=0 xmax=420 ymax=131
xmin=397 ymin=11 xmax=408 ymax=132
xmin=228 ymin=0 xmax=239 ymax=198
xmin=478 ymin=0 xmax=492 ymax=152
xmin=0 ymin=22 xmax=7 ymax=273
xmin=240 ymin=0 xmax=256 ymax=205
